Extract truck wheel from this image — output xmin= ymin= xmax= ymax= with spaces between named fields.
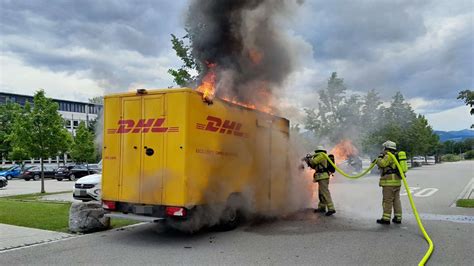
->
xmin=69 ymin=174 xmax=76 ymax=181
xmin=6 ymin=175 xmax=12 ymax=180
xmin=216 ymin=206 xmax=239 ymax=231
xmin=57 ymin=178 xmax=63 ymax=181
xmin=33 ymin=174 xmax=40 ymax=181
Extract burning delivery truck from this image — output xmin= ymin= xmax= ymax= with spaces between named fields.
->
xmin=101 ymin=88 xmax=290 ymax=231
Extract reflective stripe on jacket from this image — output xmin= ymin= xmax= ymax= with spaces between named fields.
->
xmin=310 ymin=152 xmax=330 ymax=181
xmin=377 ymin=153 xmax=401 ymax=187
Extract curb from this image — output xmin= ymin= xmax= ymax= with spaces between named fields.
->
xmin=0 ymin=234 xmax=75 ymax=253
xmin=450 ymin=178 xmax=474 ymax=207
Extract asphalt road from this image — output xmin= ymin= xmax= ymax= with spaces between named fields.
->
xmin=1 ymin=161 xmax=473 ymax=265
xmin=0 ymin=179 xmax=74 ymax=197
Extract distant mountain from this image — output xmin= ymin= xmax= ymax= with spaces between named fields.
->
xmin=434 ymin=129 xmax=474 ymax=142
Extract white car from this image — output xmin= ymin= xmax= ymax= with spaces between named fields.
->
xmin=73 ymin=173 xmax=101 ymax=202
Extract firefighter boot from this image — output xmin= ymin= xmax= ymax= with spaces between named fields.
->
xmin=392 ymin=217 xmax=402 ymax=224
xmin=325 ymin=210 xmax=336 ymax=216
xmin=376 ymin=219 xmax=390 ymax=225
xmin=314 ymin=208 xmax=326 ymax=213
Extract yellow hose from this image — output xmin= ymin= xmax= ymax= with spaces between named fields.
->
xmin=387 ymin=152 xmax=434 ymax=266
xmin=319 ymin=152 xmax=434 ymax=265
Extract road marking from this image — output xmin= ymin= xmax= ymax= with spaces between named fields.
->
xmin=450 ymin=178 xmax=474 ymax=208
xmin=414 ymin=188 xmax=439 ymax=197
xmin=400 ymin=187 xmax=439 ymax=197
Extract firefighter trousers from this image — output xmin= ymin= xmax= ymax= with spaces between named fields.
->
xmin=382 ymin=186 xmax=402 ymax=221
xmin=317 ymin=179 xmax=335 ymax=211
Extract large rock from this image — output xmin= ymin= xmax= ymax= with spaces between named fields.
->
xmin=69 ymin=202 xmax=110 ymax=233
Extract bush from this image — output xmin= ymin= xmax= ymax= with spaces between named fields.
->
xmin=441 ymin=154 xmax=461 ymax=162
xmin=464 ymin=150 xmax=474 ymax=160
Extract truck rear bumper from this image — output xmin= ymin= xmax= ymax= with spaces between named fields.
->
xmin=105 ymin=213 xmax=165 ymax=222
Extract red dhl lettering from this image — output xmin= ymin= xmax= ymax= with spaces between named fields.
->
xmin=107 ymin=118 xmax=179 ymax=134
xmin=196 ymin=115 xmax=247 ymax=137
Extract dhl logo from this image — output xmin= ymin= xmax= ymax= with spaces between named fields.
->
xmin=107 ymin=118 xmax=179 ymax=134
xmin=196 ymin=116 xmax=247 ymax=137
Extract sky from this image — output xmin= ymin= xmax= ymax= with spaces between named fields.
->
xmin=0 ymin=0 xmax=472 ymax=131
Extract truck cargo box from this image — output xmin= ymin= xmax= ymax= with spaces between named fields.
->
xmin=102 ymin=88 xmax=289 ymax=227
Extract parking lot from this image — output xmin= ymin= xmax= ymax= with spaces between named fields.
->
xmin=0 ymin=179 xmax=75 ymax=197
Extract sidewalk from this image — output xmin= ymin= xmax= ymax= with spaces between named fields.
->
xmin=0 ymin=223 xmax=73 ymax=252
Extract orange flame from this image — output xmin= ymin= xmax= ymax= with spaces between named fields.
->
xmin=196 ymin=62 xmax=217 ymax=102
xmin=330 ymin=139 xmax=358 ymax=162
xmin=194 ymin=62 xmax=273 ymax=114
xmin=248 ymin=49 xmax=263 ymax=64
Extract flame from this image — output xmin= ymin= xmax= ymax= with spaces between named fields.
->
xmin=330 ymin=139 xmax=358 ymax=162
xmin=196 ymin=62 xmax=217 ymax=102
xmin=194 ymin=62 xmax=273 ymax=114
xmin=248 ymin=49 xmax=263 ymax=64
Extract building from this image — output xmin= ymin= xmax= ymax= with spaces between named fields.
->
xmin=0 ymin=92 xmax=102 ymax=134
xmin=0 ymin=92 xmax=103 ymax=166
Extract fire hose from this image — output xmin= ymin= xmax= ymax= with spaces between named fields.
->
xmin=318 ymin=152 xmax=434 ymax=266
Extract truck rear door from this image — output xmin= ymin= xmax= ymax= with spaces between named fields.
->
xmin=118 ymin=94 xmax=165 ymax=205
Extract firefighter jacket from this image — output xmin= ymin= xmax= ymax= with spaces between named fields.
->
xmin=376 ymin=152 xmax=401 ymax=187
xmin=309 ymin=152 xmax=330 ymax=181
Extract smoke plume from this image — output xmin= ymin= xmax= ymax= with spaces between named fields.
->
xmin=186 ymin=0 xmax=303 ymax=107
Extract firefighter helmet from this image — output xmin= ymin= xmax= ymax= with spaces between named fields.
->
xmin=382 ymin=140 xmax=397 ymax=151
xmin=315 ymin=145 xmax=326 ymax=153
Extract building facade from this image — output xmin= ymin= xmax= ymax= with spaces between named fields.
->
xmin=0 ymin=92 xmax=102 ymax=134
xmin=0 ymin=92 xmax=102 ymax=166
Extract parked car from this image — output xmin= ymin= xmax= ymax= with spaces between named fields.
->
xmin=0 ymin=165 xmax=22 ymax=180
xmin=426 ymin=156 xmax=436 ymax=165
xmin=0 ymin=176 xmax=7 ymax=188
xmin=73 ymin=173 xmax=101 ymax=202
xmin=55 ymin=164 xmax=98 ymax=181
xmin=22 ymin=165 xmax=57 ymax=181
xmin=412 ymin=156 xmax=424 ymax=167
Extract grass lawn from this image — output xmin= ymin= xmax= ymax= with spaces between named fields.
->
xmin=456 ymin=199 xmax=474 ymax=208
xmin=0 ymin=192 xmax=138 ymax=232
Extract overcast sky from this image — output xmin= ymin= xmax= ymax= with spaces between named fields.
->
xmin=0 ymin=0 xmax=472 ymax=131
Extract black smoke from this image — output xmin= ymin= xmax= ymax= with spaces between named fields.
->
xmin=186 ymin=0 xmax=301 ymax=104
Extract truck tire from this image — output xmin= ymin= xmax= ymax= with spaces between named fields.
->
xmin=25 ymin=178 xmax=31 ymax=181
xmin=33 ymin=174 xmax=40 ymax=181
xmin=69 ymin=174 xmax=76 ymax=181
xmin=216 ymin=205 xmax=239 ymax=231
xmin=57 ymin=178 xmax=63 ymax=181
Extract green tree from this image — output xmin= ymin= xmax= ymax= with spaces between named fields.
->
xmin=10 ymin=90 xmax=71 ymax=193
xmin=360 ymin=89 xmax=383 ymax=134
xmin=70 ymin=121 xmax=96 ymax=165
xmin=0 ymin=101 xmax=23 ymax=160
xmin=168 ymin=33 xmax=201 ymax=86
xmin=88 ymin=96 xmax=104 ymax=105
xmin=406 ymin=115 xmax=440 ymax=158
xmin=362 ymin=92 xmax=418 ymax=157
xmin=457 ymin=89 xmax=474 ymax=128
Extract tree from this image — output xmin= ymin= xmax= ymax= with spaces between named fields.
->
xmin=168 ymin=33 xmax=201 ymax=86
xmin=0 ymin=101 xmax=23 ymax=159
xmin=70 ymin=121 xmax=96 ymax=165
xmin=457 ymin=90 xmax=474 ymax=128
xmin=360 ymin=89 xmax=383 ymax=134
xmin=10 ymin=90 xmax=71 ymax=193
xmin=88 ymin=96 xmax=103 ymax=105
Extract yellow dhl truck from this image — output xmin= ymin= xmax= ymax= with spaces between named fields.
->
xmin=102 ymin=88 xmax=289 ymax=230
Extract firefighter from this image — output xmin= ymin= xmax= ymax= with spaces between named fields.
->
xmin=309 ymin=146 xmax=336 ymax=216
xmin=376 ymin=140 xmax=402 ymax=224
